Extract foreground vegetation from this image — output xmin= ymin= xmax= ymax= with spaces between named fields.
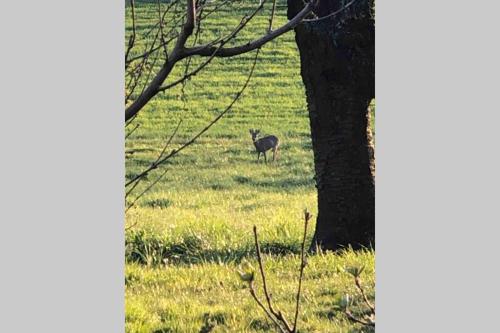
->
xmin=126 ymin=1 xmax=375 ymax=332
xmin=126 ymin=249 xmax=374 ymax=333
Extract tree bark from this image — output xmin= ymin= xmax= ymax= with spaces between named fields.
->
xmin=288 ymin=0 xmax=375 ymax=250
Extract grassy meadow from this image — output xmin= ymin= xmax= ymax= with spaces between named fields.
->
xmin=126 ymin=1 xmax=375 ymax=332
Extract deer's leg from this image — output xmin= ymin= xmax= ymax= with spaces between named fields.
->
xmin=272 ymin=147 xmax=277 ymax=161
xmin=257 ymin=152 xmax=260 ymax=161
xmin=264 ymin=152 xmax=267 ymax=164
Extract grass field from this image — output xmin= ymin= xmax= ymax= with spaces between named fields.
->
xmin=126 ymin=1 xmax=375 ymax=332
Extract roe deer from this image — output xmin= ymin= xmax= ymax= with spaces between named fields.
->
xmin=249 ymin=129 xmax=279 ymax=163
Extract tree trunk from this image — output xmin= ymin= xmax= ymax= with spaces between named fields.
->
xmin=288 ymin=0 xmax=375 ymax=250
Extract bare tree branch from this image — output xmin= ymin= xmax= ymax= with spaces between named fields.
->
xmin=125 ymin=0 xmax=182 ymax=67
xmin=354 ymin=275 xmax=375 ymax=315
xmin=344 ymin=309 xmax=375 ymax=327
xmin=125 ymin=0 xmax=361 ymax=202
xmin=126 ymin=48 xmax=261 ymax=189
xmin=126 ymin=28 xmax=163 ymax=104
xmin=157 ymin=0 xmax=169 ymax=60
xmin=158 ymin=41 xmax=223 ymax=92
xmin=343 ymin=265 xmax=375 ymax=328
xmin=253 ymin=225 xmax=293 ymax=332
xmin=268 ymin=0 xmax=277 ymax=32
xmin=183 ymin=1 xmax=315 ymax=58
xmin=126 ymin=168 xmax=168 ymax=213
xmin=125 ymin=0 xmax=137 ymax=65
xmin=125 ymin=117 xmax=183 ymax=204
xmin=248 ymin=280 xmax=288 ymax=333
xmin=175 ymin=0 xmax=196 ymax=49
xmin=125 ymin=123 xmax=140 ymax=140
xmin=292 ymin=210 xmax=311 ymax=331
xmin=124 ymin=0 xmax=315 ymax=122
xmin=302 ymin=0 xmax=357 ymax=23
xmin=248 ymin=211 xmax=311 ymax=332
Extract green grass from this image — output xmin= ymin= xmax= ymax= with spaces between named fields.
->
xmin=126 ymin=250 xmax=374 ymax=333
xmin=126 ymin=1 xmax=375 ymax=332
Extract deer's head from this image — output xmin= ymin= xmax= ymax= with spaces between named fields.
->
xmin=249 ymin=129 xmax=260 ymax=142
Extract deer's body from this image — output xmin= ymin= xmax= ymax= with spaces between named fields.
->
xmin=249 ymin=129 xmax=280 ymax=163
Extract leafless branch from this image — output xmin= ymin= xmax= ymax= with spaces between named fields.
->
xmin=124 ymin=0 xmax=315 ymax=122
xmin=156 ymin=118 xmax=183 ymax=163
xmin=344 ymin=309 xmax=375 ymax=327
xmin=160 ymin=0 xmax=266 ymax=93
xmin=137 ymin=43 xmax=163 ymax=99
xmin=268 ymin=0 xmax=277 ymax=32
xmin=199 ymin=0 xmax=233 ymax=21
xmin=183 ymin=1 xmax=315 ymax=58
xmin=253 ymin=225 xmax=293 ymax=332
xmin=125 ymin=0 xmax=137 ymax=65
xmin=158 ymin=41 xmax=223 ymax=92
xmin=125 ymin=112 xmax=139 ymax=128
xmin=126 ymin=48 xmax=260 ymax=189
xmin=125 ymin=117 xmax=183 ymax=204
xmin=302 ymin=0 xmax=357 ymax=23
xmin=124 ymin=0 xmax=358 ymax=203
xmin=248 ymin=281 xmax=288 ymax=333
xmin=126 ymin=35 xmax=178 ymax=66
xmin=125 ymin=168 xmax=169 ymax=213
xmin=125 ymin=123 xmax=140 ymax=140
xmin=159 ymin=2 xmax=210 ymax=92
xmin=247 ymin=210 xmax=311 ymax=333
xmin=175 ymin=0 xmax=196 ymax=49
xmin=126 ymin=28 xmax=162 ymax=103
xmin=292 ymin=210 xmax=311 ymax=331
xmin=343 ymin=266 xmax=375 ymax=328
xmin=354 ymin=275 xmax=375 ymax=315
xmin=157 ymin=0 xmax=169 ymax=59
xmin=125 ymin=1 xmax=182 ymax=67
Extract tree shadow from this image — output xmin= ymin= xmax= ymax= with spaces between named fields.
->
xmin=233 ymin=175 xmax=314 ymax=190
xmin=126 ymin=230 xmax=303 ymax=266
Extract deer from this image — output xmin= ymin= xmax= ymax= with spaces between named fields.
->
xmin=249 ymin=129 xmax=280 ymax=163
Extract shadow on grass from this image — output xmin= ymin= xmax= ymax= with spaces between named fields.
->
xmin=233 ymin=175 xmax=314 ymax=190
xmin=126 ymin=230 xmax=302 ymax=266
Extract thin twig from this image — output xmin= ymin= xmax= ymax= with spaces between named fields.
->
xmin=125 ymin=0 xmax=137 ymax=65
xmin=125 ymin=0 xmax=182 ymax=66
xmin=354 ymin=276 xmax=375 ymax=315
xmin=253 ymin=225 xmax=293 ymax=332
xmin=268 ymin=0 xmax=277 ymax=32
xmin=126 ymin=168 xmax=169 ymax=213
xmin=344 ymin=309 xmax=375 ymax=327
xmin=156 ymin=118 xmax=183 ymax=162
xmin=126 ymin=28 xmax=162 ymax=103
xmin=158 ymin=41 xmax=223 ymax=92
xmin=137 ymin=39 xmax=163 ymax=98
xmin=343 ymin=269 xmax=375 ymax=327
xmin=292 ymin=210 xmax=311 ymax=331
xmin=302 ymin=0 xmax=357 ymax=23
xmin=157 ymin=0 xmax=169 ymax=60
xmin=125 ymin=112 xmax=139 ymax=128
xmin=159 ymin=4 xmax=216 ymax=92
xmin=126 ymin=35 xmax=178 ymax=65
xmin=125 ymin=118 xmax=182 ymax=201
xmin=248 ymin=282 xmax=288 ymax=333
xmin=125 ymin=123 xmax=140 ymax=140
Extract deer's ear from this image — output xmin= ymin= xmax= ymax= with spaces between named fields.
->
xmin=249 ymin=129 xmax=253 ymax=134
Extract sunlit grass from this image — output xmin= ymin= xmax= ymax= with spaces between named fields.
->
xmin=126 ymin=250 xmax=374 ymax=333
xmin=126 ymin=1 xmax=375 ymax=332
